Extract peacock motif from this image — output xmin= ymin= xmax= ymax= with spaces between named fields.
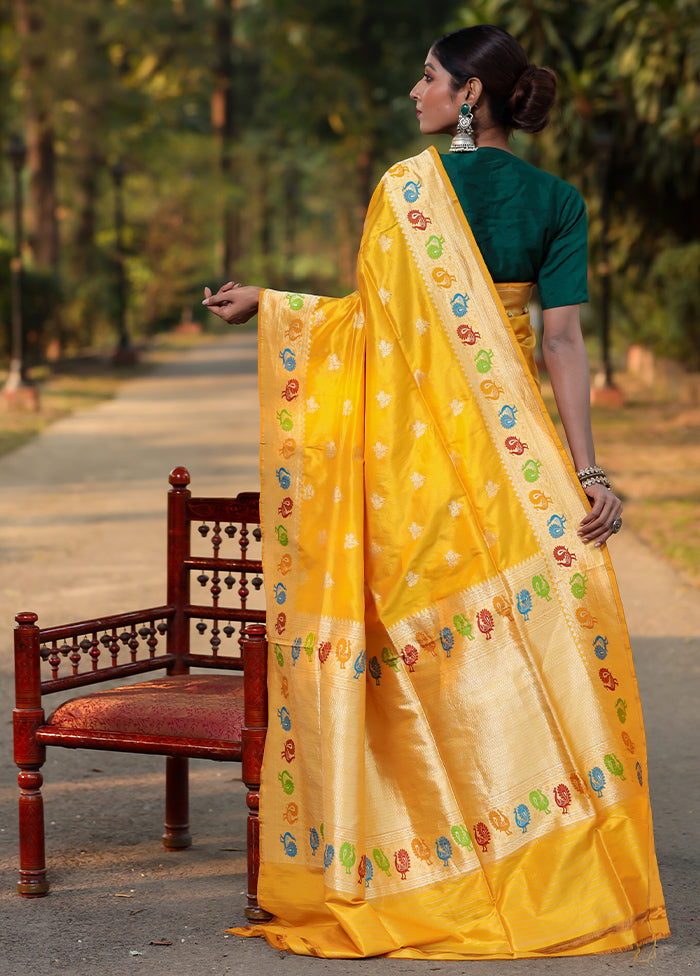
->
xmin=394 ymin=848 xmax=411 ymax=880
xmin=368 ymin=655 xmax=382 ymax=686
xmin=514 ymin=804 xmax=531 ymax=833
xmin=280 ymin=832 xmax=297 ymax=857
xmin=599 ymin=667 xmax=619 ymax=691
xmin=488 ymin=808 xmax=512 ymax=835
xmin=435 ymin=835 xmax=453 ymax=866
xmin=529 ymin=789 xmax=551 ymax=815
xmin=340 ymin=842 xmax=356 ymax=874
xmin=401 ymin=643 xmax=419 ymax=672
xmin=373 ymin=848 xmax=392 ymax=877
xmin=588 ymin=766 xmax=606 ymax=797
xmin=477 ymin=608 xmax=495 ymax=639
xmin=553 ymin=783 xmax=572 ymax=814
xmin=472 ymin=821 xmax=491 ymax=852
xmin=604 ymin=753 xmax=626 ymax=781
xmin=411 ymin=837 xmax=432 ymax=863
xmin=450 ymin=824 xmax=473 ymax=850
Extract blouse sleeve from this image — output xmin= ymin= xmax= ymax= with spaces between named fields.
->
xmin=537 ymin=185 xmax=588 ymax=310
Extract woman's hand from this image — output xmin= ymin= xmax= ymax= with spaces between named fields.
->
xmin=578 ymin=482 xmax=623 ymax=547
xmin=202 ymin=282 xmax=262 ymax=325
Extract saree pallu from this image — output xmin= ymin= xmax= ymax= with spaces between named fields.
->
xmin=237 ymin=147 xmax=668 ymax=958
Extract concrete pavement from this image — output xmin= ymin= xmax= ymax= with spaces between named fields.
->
xmin=0 ymin=332 xmax=697 ymax=974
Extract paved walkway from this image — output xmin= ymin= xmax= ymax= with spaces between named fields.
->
xmin=0 ymin=334 xmax=697 ymax=975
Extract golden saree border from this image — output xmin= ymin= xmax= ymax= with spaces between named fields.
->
xmin=242 ymin=148 xmax=668 ymax=957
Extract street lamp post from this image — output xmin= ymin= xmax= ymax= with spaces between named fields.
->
xmin=111 ymin=160 xmax=136 ymax=365
xmin=2 ymin=134 xmax=37 ymax=408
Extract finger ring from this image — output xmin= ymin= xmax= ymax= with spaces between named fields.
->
xmin=611 ymin=516 xmax=622 ymax=533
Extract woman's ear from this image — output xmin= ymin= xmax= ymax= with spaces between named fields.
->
xmin=461 ymin=77 xmax=483 ymax=106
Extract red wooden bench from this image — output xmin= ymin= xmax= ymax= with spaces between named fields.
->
xmin=13 ymin=466 xmax=269 ymax=920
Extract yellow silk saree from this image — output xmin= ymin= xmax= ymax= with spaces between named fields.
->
xmin=238 ymin=147 xmax=668 ymax=958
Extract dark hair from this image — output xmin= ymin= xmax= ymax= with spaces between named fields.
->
xmin=432 ymin=25 xmax=556 ymax=134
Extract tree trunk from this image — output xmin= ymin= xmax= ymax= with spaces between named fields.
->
xmin=13 ymin=0 xmax=60 ymax=271
xmin=212 ymin=0 xmax=237 ymax=279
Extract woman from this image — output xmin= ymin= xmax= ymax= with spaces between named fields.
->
xmin=204 ymin=25 xmax=668 ymax=959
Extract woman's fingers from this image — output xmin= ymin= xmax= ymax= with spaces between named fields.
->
xmin=578 ymin=484 xmax=623 ymax=546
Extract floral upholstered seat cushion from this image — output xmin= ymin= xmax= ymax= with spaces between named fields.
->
xmin=46 ymin=674 xmax=244 ymax=741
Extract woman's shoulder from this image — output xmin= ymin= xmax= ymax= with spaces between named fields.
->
xmin=442 ymin=148 xmax=584 ymax=208
xmin=501 ymin=151 xmax=584 ymax=209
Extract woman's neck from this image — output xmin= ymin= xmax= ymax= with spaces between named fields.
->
xmin=475 ymin=118 xmax=512 ymax=153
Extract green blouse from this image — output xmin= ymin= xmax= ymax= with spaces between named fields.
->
xmin=440 ymin=148 xmax=588 ymax=309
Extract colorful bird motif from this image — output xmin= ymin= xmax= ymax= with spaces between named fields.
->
xmin=588 ymin=766 xmax=606 ymax=797
xmin=480 ymin=379 xmax=504 ymax=400
xmin=473 ymin=822 xmax=491 ymax=852
xmin=488 ymin=809 xmax=512 ymax=835
xmin=529 ymin=789 xmax=551 ymax=814
xmin=477 ymin=608 xmax=495 ymax=639
xmin=368 ymin=655 xmax=382 ymax=686
xmin=554 ymin=783 xmax=572 ymax=814
xmin=547 ymin=513 xmax=567 ymax=538
xmin=453 ymin=613 xmax=474 ymax=640
xmin=514 ymin=804 xmax=531 ymax=833
xmin=516 ymin=589 xmax=533 ymax=621
xmin=435 ymin=836 xmax=453 ymax=866
xmin=425 ymin=234 xmax=445 ymax=258
xmin=599 ymin=667 xmax=619 ymax=691
xmin=570 ymin=572 xmax=588 ymax=598
xmin=309 ymin=827 xmax=320 ymax=855
xmin=493 ymin=595 xmax=514 ymax=621
xmin=593 ymin=634 xmax=609 ymax=659
xmin=358 ymin=854 xmax=374 ymax=887
xmin=278 ymin=496 xmax=293 ymax=518
xmin=353 ymin=650 xmax=366 ymax=679
xmin=336 ymin=638 xmax=352 ymax=668
xmin=281 ymin=378 xmax=300 ymax=401
xmin=604 ymin=753 xmax=626 ymax=780
xmin=450 ymin=293 xmax=470 ymax=317
xmin=476 ymin=349 xmax=495 ymax=372
xmin=394 ymin=849 xmax=411 ymax=879
xmin=373 ymin=848 xmax=391 ymax=877
xmin=521 ymin=458 xmax=542 ymax=482
xmin=553 ymin=545 xmax=576 ymax=567
xmin=280 ymin=832 xmax=297 ymax=857
xmin=282 ymin=802 xmax=298 ymax=824
xmin=450 ymin=824 xmax=473 ymax=850
xmin=457 ymin=323 xmax=480 ymax=345
xmin=402 ymin=180 xmax=422 ymax=202
xmin=407 ymin=209 xmax=431 ymax=230
xmin=401 ymin=643 xmax=419 ymax=672
xmin=278 ymin=770 xmax=294 ymax=795
xmin=340 ymin=842 xmax=356 ymax=874
xmin=499 ymin=404 xmax=518 ymax=428
xmin=439 ymin=628 xmax=454 ymax=655
xmin=411 ymin=837 xmax=433 ymax=864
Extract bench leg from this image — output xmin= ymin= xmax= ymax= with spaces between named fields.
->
xmin=17 ymin=767 xmax=49 ymax=896
xmin=162 ymin=756 xmax=191 ymax=849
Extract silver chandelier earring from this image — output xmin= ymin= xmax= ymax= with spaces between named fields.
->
xmin=450 ymin=102 xmax=477 ymax=152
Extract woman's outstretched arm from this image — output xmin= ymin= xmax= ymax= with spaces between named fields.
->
xmin=202 ymin=281 xmax=262 ymax=325
xmin=542 ymin=303 xmax=623 ymax=547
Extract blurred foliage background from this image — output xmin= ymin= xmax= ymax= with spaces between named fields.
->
xmin=0 ymin=0 xmax=698 ymax=366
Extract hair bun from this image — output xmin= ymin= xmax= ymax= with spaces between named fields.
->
xmin=509 ymin=65 xmax=557 ymax=133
